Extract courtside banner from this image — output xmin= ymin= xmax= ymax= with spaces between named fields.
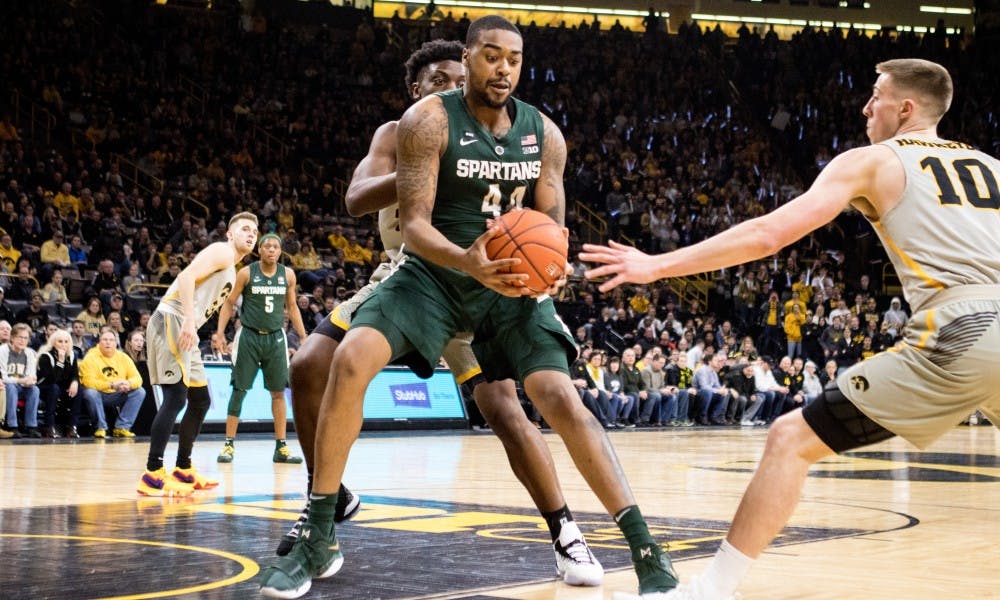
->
xmin=194 ymin=364 xmax=465 ymax=423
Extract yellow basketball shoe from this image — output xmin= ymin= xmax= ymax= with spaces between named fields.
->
xmin=138 ymin=468 xmax=195 ymax=497
xmin=171 ymin=466 xmax=219 ymax=490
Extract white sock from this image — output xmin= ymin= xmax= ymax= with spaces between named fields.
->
xmin=701 ymin=540 xmax=754 ymax=598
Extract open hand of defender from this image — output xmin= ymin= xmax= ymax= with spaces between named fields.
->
xmin=465 ymin=224 xmax=534 ymax=297
xmin=580 ymin=240 xmax=661 ymax=292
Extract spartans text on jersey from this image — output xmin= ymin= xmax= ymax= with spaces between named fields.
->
xmin=456 ymin=159 xmax=541 ymax=181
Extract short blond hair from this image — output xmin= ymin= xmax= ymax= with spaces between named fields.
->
xmin=876 ymin=58 xmax=953 ymax=119
xmin=228 ymin=211 xmax=259 ymax=229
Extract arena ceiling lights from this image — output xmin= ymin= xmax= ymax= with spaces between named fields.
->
xmin=408 ymin=0 xmax=658 ymax=18
xmin=919 ymin=5 xmax=973 ymax=14
xmin=691 ymin=12 xmax=882 ymax=31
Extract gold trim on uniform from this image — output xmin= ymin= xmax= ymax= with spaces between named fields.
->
xmin=913 ymin=309 xmax=936 ymax=351
xmin=330 ymin=303 xmax=350 ymax=331
xmin=453 ymin=366 xmax=483 ymax=385
xmin=872 ymin=222 xmax=947 ymax=291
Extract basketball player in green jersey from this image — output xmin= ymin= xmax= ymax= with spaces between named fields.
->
xmin=278 ymin=40 xmax=603 ymax=585
xmin=211 ymin=233 xmax=308 ymax=464
xmin=584 ymin=59 xmax=1000 ymax=599
xmin=260 ymin=17 xmax=677 ymax=599
xmin=139 ymin=211 xmax=259 ymax=497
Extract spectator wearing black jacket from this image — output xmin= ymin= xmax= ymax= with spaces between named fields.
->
xmin=725 ymin=362 xmax=761 ymax=425
xmin=661 ymin=352 xmax=692 ymax=426
xmin=36 ymin=328 xmax=80 ymax=438
xmin=617 ymin=348 xmax=646 ymax=426
xmin=90 ymin=259 xmax=123 ymax=305
xmin=774 ymin=356 xmax=806 ymax=416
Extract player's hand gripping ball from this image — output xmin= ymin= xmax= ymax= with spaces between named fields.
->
xmin=485 ymin=209 xmax=568 ymax=293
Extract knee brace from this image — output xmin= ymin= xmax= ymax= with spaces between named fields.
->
xmin=801 ymin=383 xmax=895 ymax=453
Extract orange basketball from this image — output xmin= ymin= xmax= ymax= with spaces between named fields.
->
xmin=485 ymin=209 xmax=568 ymax=293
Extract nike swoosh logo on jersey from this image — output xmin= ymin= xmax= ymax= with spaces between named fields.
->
xmin=460 ymin=137 xmax=478 ymax=146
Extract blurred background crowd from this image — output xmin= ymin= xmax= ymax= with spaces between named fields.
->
xmin=0 ymin=0 xmax=995 ymax=436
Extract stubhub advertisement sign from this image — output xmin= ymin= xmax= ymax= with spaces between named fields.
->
xmin=188 ymin=364 xmax=466 ymax=424
xmin=390 ymin=382 xmax=432 ymax=408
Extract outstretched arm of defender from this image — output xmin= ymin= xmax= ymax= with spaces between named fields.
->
xmin=345 ymin=122 xmax=400 ymax=217
xmin=581 ymin=147 xmax=881 ymax=292
xmin=396 ymin=96 xmax=527 ymax=296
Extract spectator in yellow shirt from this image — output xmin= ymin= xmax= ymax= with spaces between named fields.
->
xmin=53 ymin=183 xmax=80 ymax=219
xmin=791 ymin=271 xmax=813 ymax=306
xmin=784 ymin=304 xmax=807 ymax=359
xmin=326 ymin=224 xmax=348 ymax=251
xmin=782 ymin=289 xmax=807 ymax=316
xmin=39 ymin=230 xmax=71 ymax=282
xmin=629 ymin=285 xmax=651 ymax=314
xmin=78 ymin=328 xmax=145 ymax=438
xmin=341 ymin=234 xmax=371 ymax=271
xmin=290 ymin=238 xmax=330 ymax=290
xmin=0 ymin=233 xmax=21 ymax=273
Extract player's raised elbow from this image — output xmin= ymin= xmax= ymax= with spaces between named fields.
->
xmin=344 ymin=186 xmax=364 ymax=217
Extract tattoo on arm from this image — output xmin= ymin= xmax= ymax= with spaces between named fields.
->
xmin=538 ymin=115 xmax=567 ymax=226
xmin=396 ymin=101 xmax=448 ymax=225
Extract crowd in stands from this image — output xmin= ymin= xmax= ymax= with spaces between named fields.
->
xmin=1 ymin=0 xmax=996 ymax=437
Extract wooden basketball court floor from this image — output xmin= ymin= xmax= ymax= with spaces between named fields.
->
xmin=2 ymin=425 xmax=997 ymax=599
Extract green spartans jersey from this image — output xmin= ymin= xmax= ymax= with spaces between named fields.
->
xmin=240 ymin=262 xmax=288 ymax=332
xmin=431 ymin=88 xmax=545 ymax=250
